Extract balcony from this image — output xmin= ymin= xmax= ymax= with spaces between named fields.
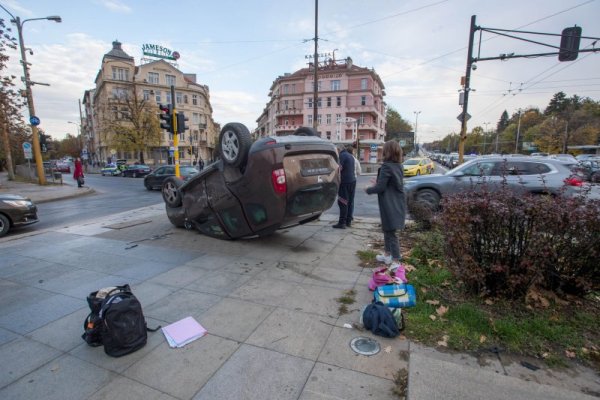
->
xmin=275 ymin=108 xmax=304 ymax=116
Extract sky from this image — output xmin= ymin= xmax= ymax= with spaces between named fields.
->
xmin=1 ymin=0 xmax=599 ymax=143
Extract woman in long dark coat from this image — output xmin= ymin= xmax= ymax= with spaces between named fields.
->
xmin=365 ymin=140 xmax=407 ymax=273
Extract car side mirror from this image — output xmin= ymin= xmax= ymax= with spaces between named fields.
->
xmin=453 ymin=171 xmax=465 ymax=178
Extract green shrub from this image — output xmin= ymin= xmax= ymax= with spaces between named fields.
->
xmin=438 ymin=186 xmax=600 ymax=298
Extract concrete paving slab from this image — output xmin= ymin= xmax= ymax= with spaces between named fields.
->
xmin=408 ymin=352 xmax=597 ymax=400
xmin=113 ymin=259 xmax=180 ymax=282
xmin=143 ymin=288 xmax=221 ymax=323
xmin=0 ymin=280 xmax=52 ymax=317
xmin=252 ymin=260 xmax=316 ymax=284
xmin=278 ymin=248 xmax=327 ymax=265
xmin=182 ymin=253 xmax=241 ymax=272
xmin=0 ymin=326 xmax=18 ymax=346
xmin=218 ymin=257 xmax=273 ymax=274
xmin=229 ymin=277 xmax=298 ymax=307
xmin=124 ymin=334 xmax=239 ymax=399
xmin=130 ymin=281 xmax=179 ymax=309
xmin=302 ymin=265 xmax=362 ymax=289
xmin=192 ymin=344 xmax=314 ymax=400
xmin=87 ymin=376 xmax=178 ymax=400
xmin=31 ymin=268 xmax=130 ymax=298
xmin=185 ymin=269 xmax=257 ymax=295
xmin=6 ymin=261 xmax=86 ymax=286
xmin=0 ymin=293 xmax=84 ymax=334
xmin=299 ymin=362 xmax=399 ymax=400
xmin=0 ymin=354 xmax=115 ymax=400
xmin=199 ymin=297 xmax=273 ymax=342
xmin=0 ymin=336 xmax=63 ymax=387
xmin=410 ymin=342 xmax=504 ymax=373
xmin=318 ymin=326 xmax=409 ymax=381
xmin=317 ymin=249 xmax=364 ymax=271
xmin=26 ymin=307 xmax=89 ymax=352
xmin=283 ymin=283 xmax=347 ymax=317
xmin=297 ymin=237 xmax=341 ymax=253
xmin=147 ymin=264 xmax=214 ymax=288
xmin=246 ymin=308 xmax=336 ymax=360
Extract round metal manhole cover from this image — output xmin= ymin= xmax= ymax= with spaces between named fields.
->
xmin=350 ymin=336 xmax=380 ymax=356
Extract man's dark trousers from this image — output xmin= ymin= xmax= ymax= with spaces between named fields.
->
xmin=337 ymin=181 xmax=356 ymax=225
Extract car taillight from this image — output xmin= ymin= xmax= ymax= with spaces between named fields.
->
xmin=271 ymin=168 xmax=287 ymax=194
xmin=564 ymin=176 xmax=583 ymax=186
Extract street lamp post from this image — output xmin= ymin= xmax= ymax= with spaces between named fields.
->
xmin=483 ymin=122 xmax=490 ymax=155
xmin=1 ymin=6 xmax=61 ymax=185
xmin=515 ymin=109 xmax=522 ymax=154
xmin=413 ymin=111 xmax=421 ymax=153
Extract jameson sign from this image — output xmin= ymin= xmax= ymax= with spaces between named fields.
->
xmin=142 ymin=44 xmax=180 ymax=60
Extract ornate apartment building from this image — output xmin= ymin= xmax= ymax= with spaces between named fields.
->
xmin=256 ymin=57 xmax=386 ymax=163
xmin=83 ymin=41 xmax=218 ymax=166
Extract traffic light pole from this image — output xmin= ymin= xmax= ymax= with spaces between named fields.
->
xmin=458 ymin=15 xmax=476 ymax=165
xmin=171 ymin=85 xmax=180 ymax=178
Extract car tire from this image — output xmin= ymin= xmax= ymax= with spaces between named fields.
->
xmin=162 ymin=176 xmax=184 ymax=208
xmin=293 ymin=127 xmax=318 ymax=136
xmin=0 ymin=214 xmax=10 ymax=237
xmin=165 ymin=205 xmax=186 ymax=228
xmin=219 ymin=123 xmax=252 ymax=168
xmin=415 ymin=188 xmax=441 ymax=210
xmin=145 ymin=182 xmax=152 ymax=191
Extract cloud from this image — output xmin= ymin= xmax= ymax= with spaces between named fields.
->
xmin=210 ymin=90 xmax=263 ymax=129
xmin=0 ymin=0 xmax=33 ymax=18
xmin=94 ymin=0 xmax=132 ymax=14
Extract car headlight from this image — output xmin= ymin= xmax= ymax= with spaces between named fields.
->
xmin=2 ymin=200 xmax=32 ymax=207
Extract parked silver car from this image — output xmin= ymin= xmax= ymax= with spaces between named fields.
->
xmin=405 ymin=156 xmax=583 ymax=210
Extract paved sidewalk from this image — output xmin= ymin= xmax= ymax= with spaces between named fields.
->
xmin=0 ymin=171 xmax=598 ymax=399
xmin=0 ymin=172 xmax=94 ymax=203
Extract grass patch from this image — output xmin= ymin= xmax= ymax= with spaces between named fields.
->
xmin=394 ymin=225 xmax=600 ymax=371
xmin=356 ymin=249 xmax=377 ymax=267
xmin=336 ymin=289 xmax=356 ymax=316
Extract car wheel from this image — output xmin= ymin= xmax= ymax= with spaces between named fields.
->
xmin=162 ymin=176 xmax=184 ymax=207
xmin=293 ymin=127 xmax=318 ymax=136
xmin=0 ymin=214 xmax=10 ymax=237
xmin=145 ymin=182 xmax=152 ymax=191
xmin=219 ymin=123 xmax=252 ymax=168
xmin=165 ymin=205 xmax=186 ymax=228
xmin=415 ymin=188 xmax=441 ymax=210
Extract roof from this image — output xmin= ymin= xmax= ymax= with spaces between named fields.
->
xmin=103 ymin=40 xmax=134 ymax=62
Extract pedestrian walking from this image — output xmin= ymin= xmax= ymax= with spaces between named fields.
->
xmin=365 ymin=140 xmax=407 ymax=273
xmin=333 ymin=144 xmax=356 ymax=229
xmin=73 ymin=157 xmax=85 ymax=188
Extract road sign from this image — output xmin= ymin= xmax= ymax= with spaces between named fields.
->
xmin=23 ymin=142 xmax=33 ymax=159
xmin=30 ymin=116 xmax=40 ymax=126
xmin=457 ymin=112 xmax=471 ymax=122
xmin=370 ymin=144 xmax=377 ymax=151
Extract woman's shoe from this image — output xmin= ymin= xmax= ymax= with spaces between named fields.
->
xmin=375 ymin=254 xmax=392 ymax=264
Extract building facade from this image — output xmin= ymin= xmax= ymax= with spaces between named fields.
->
xmin=84 ymin=40 xmax=218 ymax=166
xmin=256 ymin=57 xmax=386 ymax=163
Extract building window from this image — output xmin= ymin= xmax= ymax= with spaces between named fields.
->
xmin=148 ymin=72 xmax=159 ymax=84
xmin=336 ymin=113 xmax=341 ymax=123
xmin=283 ymin=84 xmax=289 ymax=94
xmin=176 ymin=92 xmax=183 ymax=104
xmin=291 ymin=83 xmax=296 ymax=94
xmin=361 ymin=96 xmax=367 ymax=106
xmin=336 ymin=97 xmax=342 ymax=107
xmin=112 ymin=67 xmax=129 ymax=81
xmin=166 ymin=92 xmax=172 ymax=104
xmin=359 ymin=113 xmax=366 ymax=124
xmin=192 ymin=113 xmax=200 ymax=125
xmin=326 ymin=114 xmax=331 ymax=124
xmin=184 ymin=95 xmax=188 ymax=104
xmin=361 ymin=78 xmax=368 ymax=90
xmin=111 ymin=106 xmax=119 ymax=120
xmin=284 ymin=119 xmax=289 ymax=126
xmin=155 ymin=90 xmax=161 ymax=103
xmin=317 ymin=97 xmax=322 ymax=108
xmin=307 ymin=98 xmax=313 ymax=108
xmin=284 ymin=100 xmax=289 ymax=110
xmin=331 ymin=80 xmax=341 ymax=91
xmin=192 ymin=94 xmax=198 ymax=105
xmin=112 ymin=87 xmax=128 ymax=99
xmin=143 ymin=90 xmax=150 ymax=101
xmin=326 ymin=131 xmax=331 ymax=140
xmin=326 ymin=97 xmax=331 ymax=107
xmin=307 ymin=115 xmax=313 ymax=125
xmin=165 ymin=74 xmax=176 ymax=86
xmin=317 ymin=114 xmax=322 ymax=124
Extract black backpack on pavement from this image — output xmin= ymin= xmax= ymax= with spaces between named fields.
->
xmin=82 ymin=284 xmax=158 ymax=357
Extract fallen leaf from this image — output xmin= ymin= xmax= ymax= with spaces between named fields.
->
xmin=436 ymin=305 xmax=449 ymax=317
xmin=441 ymin=280 xmax=451 ymax=287
xmin=480 ymin=335 xmax=487 ymax=343
xmin=541 ymin=352 xmax=550 ymax=359
xmin=404 ymin=263 xmax=416 ymax=272
xmin=484 ymin=299 xmax=494 ymax=305
xmin=421 ymin=287 xmax=428 ymax=294
xmin=398 ymin=335 xmax=407 ymax=340
xmin=384 ymin=346 xmax=392 ymax=354
xmin=425 ymin=300 xmax=440 ymax=306
xmin=565 ymin=350 xmax=576 ymax=358
xmin=581 ymin=347 xmax=589 ymax=355
xmin=429 ymin=315 xmax=437 ymax=321
xmin=437 ymin=335 xmax=449 ymax=347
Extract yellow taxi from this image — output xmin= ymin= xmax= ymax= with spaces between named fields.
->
xmin=403 ymin=157 xmax=434 ymax=177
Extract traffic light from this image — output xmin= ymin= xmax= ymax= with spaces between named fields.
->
xmin=39 ymin=132 xmax=48 ymax=153
xmin=559 ymin=26 xmax=582 ymax=62
xmin=158 ymin=104 xmax=173 ymax=133
xmin=177 ymin=112 xmax=189 ymax=134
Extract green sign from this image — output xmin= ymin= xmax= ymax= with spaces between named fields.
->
xmin=142 ymin=44 xmax=180 ymax=60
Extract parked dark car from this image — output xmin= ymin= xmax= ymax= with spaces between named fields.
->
xmin=161 ymin=123 xmax=340 ymax=239
xmin=405 ymin=156 xmax=585 ymax=210
xmin=572 ymin=158 xmax=600 ymax=182
xmin=144 ymin=165 xmax=199 ymax=190
xmin=122 ymin=164 xmax=152 ymax=178
xmin=0 ymin=194 xmax=39 ymax=237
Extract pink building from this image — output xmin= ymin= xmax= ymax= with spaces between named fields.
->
xmin=256 ymin=57 xmax=386 ymax=163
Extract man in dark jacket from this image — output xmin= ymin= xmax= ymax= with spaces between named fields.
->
xmin=333 ymin=144 xmax=356 ymax=229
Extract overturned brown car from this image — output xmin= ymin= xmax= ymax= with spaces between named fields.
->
xmin=162 ymin=123 xmax=340 ymax=239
